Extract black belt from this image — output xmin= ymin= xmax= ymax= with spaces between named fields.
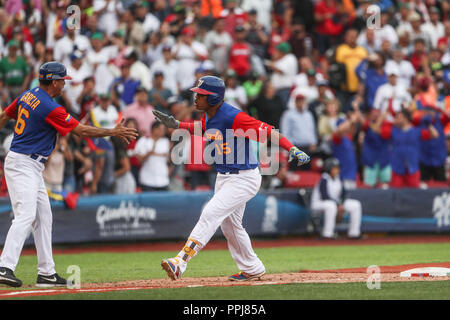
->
xmin=218 ymin=169 xmax=241 ymax=175
xmin=30 ymin=154 xmax=47 ymax=164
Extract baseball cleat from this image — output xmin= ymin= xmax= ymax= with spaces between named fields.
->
xmin=161 ymin=258 xmax=182 ymax=280
xmin=0 ymin=267 xmax=23 ymax=287
xmin=36 ymin=273 xmax=70 ymax=288
xmin=228 ymin=271 xmax=265 ymax=281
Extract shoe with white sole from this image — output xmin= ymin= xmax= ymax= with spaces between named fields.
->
xmin=36 ymin=273 xmax=70 ymax=287
xmin=228 ymin=271 xmax=265 ymax=281
xmin=161 ymin=258 xmax=183 ymax=280
xmin=0 ymin=267 xmax=22 ymax=287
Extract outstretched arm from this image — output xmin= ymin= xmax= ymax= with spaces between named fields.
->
xmin=0 ymin=111 xmax=11 ymax=130
xmin=72 ymin=119 xmax=138 ymax=144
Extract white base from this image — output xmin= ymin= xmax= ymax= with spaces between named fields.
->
xmin=400 ymin=267 xmax=450 ymax=277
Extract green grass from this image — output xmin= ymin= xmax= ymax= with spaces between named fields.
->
xmin=15 ymin=281 xmax=450 ymax=300
xmin=2 ymin=242 xmax=450 ymax=299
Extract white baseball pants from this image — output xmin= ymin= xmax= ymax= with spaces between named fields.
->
xmin=0 ymin=151 xmax=56 ymax=275
xmin=189 ymin=167 xmax=265 ymax=275
xmin=311 ymin=199 xmax=362 ymax=238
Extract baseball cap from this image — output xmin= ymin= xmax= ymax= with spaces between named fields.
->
xmin=91 ymin=32 xmax=104 ymax=40
xmin=225 ymin=69 xmax=237 ymax=78
xmin=235 ymin=25 xmax=245 ymax=32
xmin=7 ymin=39 xmax=19 ymax=48
xmin=70 ymin=50 xmax=84 ymax=61
xmin=154 ymin=70 xmax=164 ymax=77
xmin=429 ymin=6 xmax=440 ymax=14
xmin=306 ymin=68 xmax=316 ymax=77
xmin=181 ymin=26 xmax=196 ymax=36
xmin=316 ymin=79 xmax=329 ymax=86
xmin=408 ymin=12 xmax=421 ymax=22
xmin=136 ymin=86 xmax=148 ymax=93
xmin=98 ymin=93 xmax=110 ymax=99
xmin=276 ymin=42 xmax=291 ymax=53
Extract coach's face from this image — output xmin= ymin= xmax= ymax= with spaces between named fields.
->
xmin=53 ymin=79 xmax=66 ymax=96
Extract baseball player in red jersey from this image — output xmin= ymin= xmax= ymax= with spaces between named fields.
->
xmin=0 ymin=62 xmax=138 ymax=288
xmin=154 ymin=76 xmax=309 ymax=281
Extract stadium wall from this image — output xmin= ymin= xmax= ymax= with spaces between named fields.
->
xmin=0 ymin=188 xmax=448 ymax=245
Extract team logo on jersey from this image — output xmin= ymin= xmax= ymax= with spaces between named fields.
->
xmin=65 ymin=114 xmax=72 ymax=122
xmin=205 ymin=130 xmax=223 ymax=141
xmin=46 ymin=73 xmax=53 ymax=79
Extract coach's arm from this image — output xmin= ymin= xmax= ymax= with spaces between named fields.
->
xmin=72 ymin=119 xmax=138 ymax=144
xmin=0 ymin=110 xmax=12 ymax=130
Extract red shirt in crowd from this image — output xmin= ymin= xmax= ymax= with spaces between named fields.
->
xmin=228 ymin=42 xmax=252 ymax=77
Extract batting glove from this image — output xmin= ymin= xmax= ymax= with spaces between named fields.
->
xmin=153 ymin=110 xmax=179 ymax=129
xmin=288 ymin=146 xmax=310 ymax=166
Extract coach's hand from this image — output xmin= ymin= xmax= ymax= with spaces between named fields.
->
xmin=153 ymin=110 xmax=180 ymax=129
xmin=113 ymin=118 xmax=139 ymax=144
xmin=288 ymin=146 xmax=310 ymax=166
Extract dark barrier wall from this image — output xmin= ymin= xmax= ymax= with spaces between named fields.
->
xmin=0 ymin=188 xmax=448 ymax=245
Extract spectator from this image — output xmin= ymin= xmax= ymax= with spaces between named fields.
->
xmin=172 ymin=26 xmax=208 ymax=91
xmin=93 ymin=0 xmax=124 ymax=36
xmin=123 ymin=118 xmax=141 ymax=185
xmin=149 ymin=44 xmax=179 ymax=95
xmin=53 ymin=26 xmax=91 ymax=66
xmin=385 ymin=48 xmax=416 ymax=88
xmin=359 ymin=109 xmax=392 ymax=188
xmin=242 ymin=71 xmax=263 ymax=104
xmin=220 ymin=0 xmax=248 ymax=38
xmin=244 ymin=9 xmax=269 ymax=60
xmin=357 ymin=28 xmax=381 ymax=55
xmin=45 ymin=0 xmax=67 ymax=49
xmin=0 ymin=40 xmax=31 ymax=103
xmin=373 ymin=66 xmax=411 ymax=119
xmin=135 ymin=121 xmax=170 ymax=191
xmin=288 ymin=18 xmax=317 ymax=60
xmin=77 ymin=76 xmax=97 ymax=121
xmin=335 ymin=29 xmax=368 ymax=113
xmin=356 ymin=53 xmax=388 ymax=111
xmin=330 ymin=109 xmax=361 ymax=189
xmin=223 ymin=69 xmax=248 ymax=111
xmin=308 ymin=79 xmax=336 ymax=123
xmin=124 ymin=47 xmax=152 ymax=91
xmin=317 ymin=98 xmax=346 ymax=157
xmin=397 ymin=29 xmax=413 ymax=57
xmin=421 ymin=7 xmax=444 ymax=49
xmin=80 ymin=14 xmax=100 ymax=39
xmin=123 ymin=86 xmax=156 ymax=137
xmin=204 ymin=18 xmax=233 ymax=74
xmin=288 ymin=68 xmax=319 ymax=109
xmin=310 ymin=157 xmax=362 ymax=239
xmin=280 ymin=93 xmax=317 ymax=171
xmin=241 ymin=0 xmax=272 ymax=32
xmin=266 ymin=41 xmax=298 ymax=109
xmin=248 ymin=81 xmax=283 ymax=129
xmin=408 ymin=12 xmax=432 ymax=50
xmin=111 ymin=136 xmax=136 ymax=194
xmin=43 ymin=137 xmax=66 ymax=192
xmin=314 ymin=0 xmax=348 ymax=54
xmin=64 ymin=50 xmax=93 ymax=117
xmin=89 ymin=93 xmax=118 ymax=194
xmin=373 ymin=11 xmax=398 ymax=47
xmin=110 ymin=63 xmax=140 ymax=109
xmin=148 ymin=71 xmax=173 ymax=113
xmin=143 ymin=31 xmax=164 ymax=67
xmin=228 ymin=25 xmax=252 ymax=82
xmin=415 ymin=109 xmax=449 ymax=184
xmin=135 ymin=1 xmax=161 ymax=35
xmin=374 ymin=108 xmax=439 ymax=188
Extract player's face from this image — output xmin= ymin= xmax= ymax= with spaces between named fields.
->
xmin=194 ymin=93 xmax=210 ymax=111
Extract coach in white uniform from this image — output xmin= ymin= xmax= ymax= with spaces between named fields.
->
xmin=311 ymin=158 xmax=362 ymax=239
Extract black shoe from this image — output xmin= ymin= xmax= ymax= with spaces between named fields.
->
xmin=36 ymin=273 xmax=69 ymax=288
xmin=347 ymin=234 xmax=368 ymax=240
xmin=0 ymin=267 xmax=22 ymax=287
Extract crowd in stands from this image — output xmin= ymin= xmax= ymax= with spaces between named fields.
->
xmin=0 ymin=0 xmax=450 ymax=196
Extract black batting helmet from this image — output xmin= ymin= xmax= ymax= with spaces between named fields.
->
xmin=323 ymin=157 xmax=340 ymax=173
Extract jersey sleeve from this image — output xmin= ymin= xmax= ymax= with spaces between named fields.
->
xmin=45 ymin=107 xmax=79 ymax=136
xmin=4 ymin=97 xmax=19 ymax=119
xmin=232 ymin=111 xmax=274 ymax=143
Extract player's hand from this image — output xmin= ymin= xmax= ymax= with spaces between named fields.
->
xmin=153 ymin=110 xmax=180 ymax=129
xmin=113 ymin=118 xmax=139 ymax=144
xmin=288 ymin=146 xmax=310 ymax=166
